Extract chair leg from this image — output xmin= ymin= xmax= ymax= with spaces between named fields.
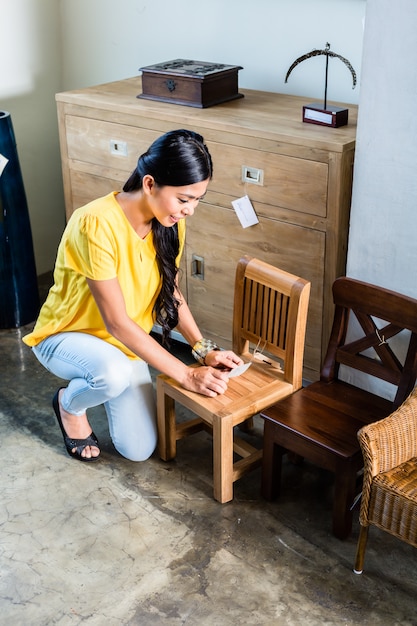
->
xmin=212 ymin=414 xmax=234 ymax=503
xmin=353 ymin=525 xmax=369 ymax=574
xmin=332 ymin=465 xmax=357 ymax=539
xmin=239 ymin=416 xmax=254 ymax=432
xmin=156 ymin=384 xmax=177 ymax=461
xmin=261 ymin=425 xmax=285 ymax=501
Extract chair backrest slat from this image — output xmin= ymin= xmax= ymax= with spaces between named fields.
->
xmin=322 ymin=276 xmax=417 ymax=408
xmin=233 ymin=256 xmax=310 ymax=386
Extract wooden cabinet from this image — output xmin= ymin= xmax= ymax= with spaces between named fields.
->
xmin=56 ymin=77 xmax=357 ymax=381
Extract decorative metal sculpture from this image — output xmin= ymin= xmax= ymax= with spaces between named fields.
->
xmin=285 ymin=43 xmax=357 ymax=127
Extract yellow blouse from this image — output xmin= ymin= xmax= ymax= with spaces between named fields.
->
xmin=23 ymin=192 xmax=185 ymax=359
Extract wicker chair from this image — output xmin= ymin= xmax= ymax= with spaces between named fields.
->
xmin=354 ymin=387 xmax=417 ymax=574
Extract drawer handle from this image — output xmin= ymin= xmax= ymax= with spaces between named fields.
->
xmin=165 ymin=79 xmax=176 ymax=92
xmin=191 ymin=254 xmax=204 ymax=280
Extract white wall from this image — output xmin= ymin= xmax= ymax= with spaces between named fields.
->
xmin=0 ymin=0 xmax=65 ymax=275
xmin=60 ymin=0 xmax=364 ymax=105
xmin=344 ymin=0 xmax=417 ymax=398
xmin=348 ymin=0 xmax=417 ymax=296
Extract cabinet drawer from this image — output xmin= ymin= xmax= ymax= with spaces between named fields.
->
xmin=184 ymin=202 xmax=325 ymax=378
xmin=66 ymin=116 xmax=328 ymax=218
xmin=65 ymin=115 xmax=161 ymax=172
xmin=68 ymin=170 xmax=122 ymax=214
xmin=208 ymin=142 xmax=328 ymax=217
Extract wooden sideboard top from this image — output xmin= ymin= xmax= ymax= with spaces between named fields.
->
xmin=56 ymin=77 xmax=357 ymax=153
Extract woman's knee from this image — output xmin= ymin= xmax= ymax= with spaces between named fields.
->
xmin=96 ymin=359 xmax=133 ymax=398
xmin=114 ymin=436 xmax=157 ymax=462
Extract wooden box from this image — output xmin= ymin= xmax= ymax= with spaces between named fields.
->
xmin=138 ymin=59 xmax=243 ymax=108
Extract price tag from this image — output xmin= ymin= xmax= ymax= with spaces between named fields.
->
xmin=227 ymin=362 xmax=252 ymax=378
xmin=231 ymin=195 xmax=259 ymax=228
xmin=0 ymin=154 xmax=9 ymax=177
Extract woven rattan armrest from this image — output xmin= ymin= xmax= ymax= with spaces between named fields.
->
xmin=357 ymin=388 xmax=417 ymax=526
xmin=358 ymin=387 xmax=417 ymax=477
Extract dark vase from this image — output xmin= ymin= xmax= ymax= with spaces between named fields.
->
xmin=0 ymin=110 xmax=40 ymax=328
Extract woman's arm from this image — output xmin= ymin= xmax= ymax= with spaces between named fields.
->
xmin=174 ymin=286 xmax=243 ymax=369
xmin=86 ymin=277 xmax=233 ymax=397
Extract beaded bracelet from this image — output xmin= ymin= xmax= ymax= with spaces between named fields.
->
xmin=192 ymin=338 xmax=220 ymax=365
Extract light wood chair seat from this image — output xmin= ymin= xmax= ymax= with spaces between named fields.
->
xmin=354 ymin=388 xmax=417 ymax=573
xmin=157 ymin=256 xmax=311 ymax=503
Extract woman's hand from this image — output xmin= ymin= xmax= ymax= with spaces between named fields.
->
xmin=181 ymin=365 xmax=229 ymax=397
xmin=204 ymin=349 xmax=243 ymax=370
xmin=180 ymin=350 xmax=244 ymax=398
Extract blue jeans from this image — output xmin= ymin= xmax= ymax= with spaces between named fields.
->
xmin=33 ymin=332 xmax=157 ymax=461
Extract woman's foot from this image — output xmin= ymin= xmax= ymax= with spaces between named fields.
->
xmin=52 ymin=388 xmax=101 ymax=461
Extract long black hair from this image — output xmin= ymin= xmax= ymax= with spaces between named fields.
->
xmin=123 ymin=129 xmax=213 ymax=344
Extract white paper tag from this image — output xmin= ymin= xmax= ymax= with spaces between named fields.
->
xmin=304 ymin=108 xmax=333 ymax=124
xmin=227 ymin=362 xmax=252 ymax=378
xmin=0 ymin=153 xmax=9 ymax=177
xmin=231 ymin=195 xmax=259 ymax=228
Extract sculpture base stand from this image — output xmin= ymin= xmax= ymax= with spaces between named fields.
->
xmin=303 ymin=103 xmax=348 ymax=128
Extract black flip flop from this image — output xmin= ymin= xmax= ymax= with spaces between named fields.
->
xmin=52 ymin=388 xmax=100 ymax=462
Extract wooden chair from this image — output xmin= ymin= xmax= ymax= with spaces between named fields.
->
xmin=354 ymin=388 xmax=417 ymax=574
xmin=261 ymin=276 xmax=417 ymax=539
xmin=156 ymin=256 xmax=310 ymax=503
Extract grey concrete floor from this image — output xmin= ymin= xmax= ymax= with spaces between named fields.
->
xmin=1 ymin=277 xmax=416 ymax=625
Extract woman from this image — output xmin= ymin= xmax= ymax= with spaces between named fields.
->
xmin=23 ymin=129 xmax=242 ymax=463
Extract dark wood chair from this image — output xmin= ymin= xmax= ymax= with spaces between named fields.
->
xmin=261 ymin=276 xmax=417 ymax=539
xmin=157 ymin=256 xmax=310 ymax=503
